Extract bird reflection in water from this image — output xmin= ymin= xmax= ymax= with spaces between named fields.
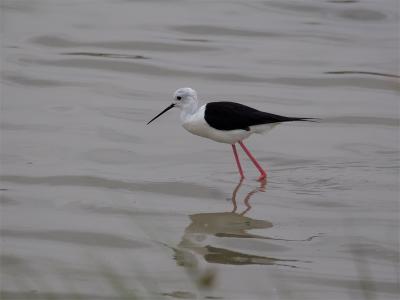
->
xmin=173 ymin=179 xmax=305 ymax=271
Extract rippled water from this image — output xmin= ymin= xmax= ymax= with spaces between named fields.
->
xmin=1 ymin=0 xmax=399 ymax=299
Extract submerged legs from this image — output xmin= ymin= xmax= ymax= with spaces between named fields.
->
xmin=231 ymin=144 xmax=245 ymax=179
xmin=231 ymin=141 xmax=267 ymax=181
xmin=238 ymin=141 xmax=267 ymax=181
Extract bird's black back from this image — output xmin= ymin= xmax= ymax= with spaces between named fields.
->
xmin=204 ymin=101 xmax=308 ymax=131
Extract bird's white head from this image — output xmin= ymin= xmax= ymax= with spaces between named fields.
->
xmin=172 ymin=87 xmax=198 ymax=109
xmin=147 ymin=87 xmax=199 ymax=125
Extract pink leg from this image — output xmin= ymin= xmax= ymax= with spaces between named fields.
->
xmin=231 ymin=144 xmax=245 ymax=179
xmin=238 ymin=141 xmax=267 ymax=181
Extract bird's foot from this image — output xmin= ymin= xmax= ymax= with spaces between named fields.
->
xmin=257 ymin=173 xmax=267 ymax=182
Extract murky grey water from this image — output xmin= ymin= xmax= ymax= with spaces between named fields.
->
xmin=1 ymin=0 xmax=399 ymax=299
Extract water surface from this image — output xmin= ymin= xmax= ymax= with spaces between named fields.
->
xmin=1 ymin=0 xmax=399 ymax=299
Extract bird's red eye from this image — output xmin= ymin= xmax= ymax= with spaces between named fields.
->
xmin=177 ymin=96 xmax=182 ymax=100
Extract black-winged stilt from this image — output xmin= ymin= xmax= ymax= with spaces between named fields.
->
xmin=147 ymin=87 xmax=315 ymax=180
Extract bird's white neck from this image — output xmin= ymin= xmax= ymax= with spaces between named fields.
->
xmin=179 ymin=97 xmax=199 ymax=123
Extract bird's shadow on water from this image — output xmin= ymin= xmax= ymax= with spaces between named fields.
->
xmin=164 ymin=179 xmax=319 ymax=282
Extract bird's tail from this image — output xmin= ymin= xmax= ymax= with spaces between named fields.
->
xmin=292 ymin=117 xmax=320 ymax=122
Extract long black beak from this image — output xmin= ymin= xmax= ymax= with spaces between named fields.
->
xmin=147 ymin=104 xmax=175 ymax=125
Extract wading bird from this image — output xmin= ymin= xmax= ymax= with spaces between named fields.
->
xmin=147 ymin=88 xmax=315 ymax=180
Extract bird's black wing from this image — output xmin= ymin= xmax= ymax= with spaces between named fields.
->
xmin=204 ymin=101 xmax=307 ymax=131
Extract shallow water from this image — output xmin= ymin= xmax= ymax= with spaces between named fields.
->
xmin=1 ymin=0 xmax=399 ymax=299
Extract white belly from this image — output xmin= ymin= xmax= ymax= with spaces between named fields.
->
xmin=181 ymin=106 xmax=254 ymax=144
